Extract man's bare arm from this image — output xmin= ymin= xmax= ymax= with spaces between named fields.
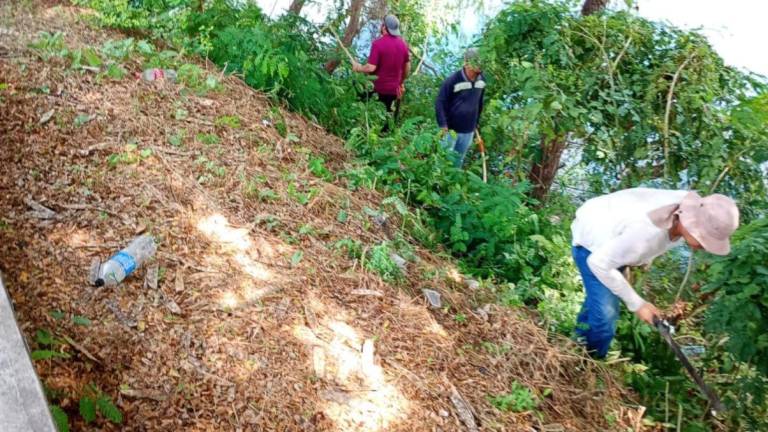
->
xmin=352 ymin=61 xmax=377 ymax=73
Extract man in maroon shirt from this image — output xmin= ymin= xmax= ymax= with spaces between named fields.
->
xmin=352 ymin=15 xmax=410 ymax=122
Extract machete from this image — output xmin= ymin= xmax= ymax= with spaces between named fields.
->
xmin=653 ymin=316 xmax=726 ymax=415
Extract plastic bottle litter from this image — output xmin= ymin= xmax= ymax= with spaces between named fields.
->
xmin=95 ymin=234 xmax=157 ymax=287
xmin=422 ymin=289 xmax=442 ymax=308
xmin=389 ymin=253 xmax=407 ymax=271
xmin=140 ymin=68 xmax=177 ymax=82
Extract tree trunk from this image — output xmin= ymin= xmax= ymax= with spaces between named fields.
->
xmin=528 ymin=136 xmax=567 ymax=202
xmin=324 ymin=0 xmax=365 ymax=74
xmin=288 ymin=0 xmax=305 ymax=15
xmin=581 ymin=0 xmax=609 ymax=16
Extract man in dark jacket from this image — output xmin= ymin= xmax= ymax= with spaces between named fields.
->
xmin=435 ymin=48 xmax=485 ymax=167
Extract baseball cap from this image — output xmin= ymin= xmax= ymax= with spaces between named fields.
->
xmin=678 ymin=191 xmax=740 ymax=255
xmin=464 ymin=47 xmax=480 ymax=64
xmin=384 ymin=15 xmax=401 ymax=36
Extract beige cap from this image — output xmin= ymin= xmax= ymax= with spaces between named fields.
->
xmin=678 ymin=191 xmax=739 ymax=255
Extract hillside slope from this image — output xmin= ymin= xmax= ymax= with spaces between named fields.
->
xmin=0 ymin=3 xmax=642 ymax=431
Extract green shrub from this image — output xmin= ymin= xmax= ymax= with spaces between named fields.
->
xmin=700 ymin=218 xmax=768 ymax=429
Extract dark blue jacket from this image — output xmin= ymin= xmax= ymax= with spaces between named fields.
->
xmin=435 ymin=69 xmax=486 ymax=133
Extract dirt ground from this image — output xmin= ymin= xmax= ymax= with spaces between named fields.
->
xmin=0 ymin=2 xmax=644 ymax=431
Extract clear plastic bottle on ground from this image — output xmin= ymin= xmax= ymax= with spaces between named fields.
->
xmin=95 ymin=234 xmax=157 ymax=287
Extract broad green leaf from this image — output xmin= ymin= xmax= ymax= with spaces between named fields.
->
xmin=72 ymin=315 xmax=91 ymax=326
xmin=105 ymin=64 xmax=127 ymax=80
xmin=83 ymin=48 xmax=102 ymax=67
xmin=136 ymin=40 xmax=154 ymax=55
xmin=79 ymin=397 xmax=97 ymax=424
xmin=336 ymin=210 xmax=348 ymax=223
xmin=36 ymin=329 xmax=54 ymax=345
xmin=74 ymin=114 xmax=92 ymax=127
xmin=50 ymin=405 xmax=69 ymax=432
xmin=290 ymin=250 xmax=303 ymax=267
xmin=31 ymin=350 xmax=70 ymax=361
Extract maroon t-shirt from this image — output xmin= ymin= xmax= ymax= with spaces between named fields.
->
xmin=368 ymin=35 xmax=410 ymax=96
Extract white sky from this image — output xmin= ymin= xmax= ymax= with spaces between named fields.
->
xmin=257 ymin=0 xmax=768 ymax=77
xmin=636 ymin=0 xmax=768 ymax=77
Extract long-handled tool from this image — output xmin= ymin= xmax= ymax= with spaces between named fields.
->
xmin=322 ymin=26 xmax=356 ymax=65
xmin=475 ymin=130 xmax=487 ymax=183
xmin=653 ymin=317 xmax=725 ymax=415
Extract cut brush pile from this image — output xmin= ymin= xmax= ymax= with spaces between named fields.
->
xmin=0 ymin=2 xmax=644 ymax=431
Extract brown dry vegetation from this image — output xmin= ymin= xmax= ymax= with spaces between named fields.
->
xmin=1 ymin=3 xmax=644 ymax=431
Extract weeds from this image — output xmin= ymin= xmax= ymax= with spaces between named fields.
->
xmin=49 ymin=383 xmax=123 ymax=432
xmin=102 ymin=63 xmax=128 ymax=80
xmin=215 ymin=115 xmax=241 ymax=129
xmin=290 ymin=250 xmax=303 ymax=267
xmin=286 ymin=182 xmax=317 ymax=205
xmin=196 ymin=132 xmax=220 ymax=146
xmin=106 ymin=142 xmax=151 ymax=167
xmin=194 ymin=155 xmax=226 ymax=183
xmin=69 ymin=47 xmax=102 ymax=70
xmin=332 ymin=237 xmax=363 ymax=260
xmin=254 ymin=214 xmax=281 ymax=231
xmin=365 ymin=242 xmax=402 ymax=283
xmin=29 ymin=32 xmax=67 ymax=60
xmin=33 ymin=314 xmax=123 ymax=431
xmin=174 ymin=106 xmax=188 ymax=120
xmin=298 ymin=224 xmax=317 ymax=237
xmin=32 ymin=328 xmax=71 ymax=360
xmin=336 ymin=209 xmax=348 ymax=223
xmin=73 ymin=113 xmax=94 ymax=127
xmin=241 ymin=173 xmax=279 ymax=202
xmin=308 ymin=155 xmax=332 ymax=181
xmin=488 ymin=381 xmax=542 ymax=413
xmin=177 ymin=63 xmax=220 ymax=94
xmin=168 ymin=129 xmax=186 ymax=147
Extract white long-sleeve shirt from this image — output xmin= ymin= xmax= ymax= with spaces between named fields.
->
xmin=571 ymin=188 xmax=689 ymax=311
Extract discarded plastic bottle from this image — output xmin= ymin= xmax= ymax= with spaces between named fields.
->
xmin=140 ymin=68 xmax=177 ymax=82
xmin=95 ymin=234 xmax=157 ymax=287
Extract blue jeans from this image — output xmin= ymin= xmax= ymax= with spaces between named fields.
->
xmin=572 ymin=246 xmax=622 ymax=358
xmin=441 ymin=131 xmax=474 ymax=167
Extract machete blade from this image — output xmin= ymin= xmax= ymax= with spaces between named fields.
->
xmin=653 ymin=317 xmax=726 ymax=416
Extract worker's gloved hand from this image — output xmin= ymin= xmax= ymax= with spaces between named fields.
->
xmin=440 ymin=127 xmax=448 ymax=137
xmin=635 ymin=302 xmax=661 ymax=325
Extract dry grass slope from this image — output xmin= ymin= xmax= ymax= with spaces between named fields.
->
xmin=0 ymin=2 xmax=643 ymax=431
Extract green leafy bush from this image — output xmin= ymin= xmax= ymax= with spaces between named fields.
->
xmin=704 ymin=218 xmax=768 ymax=372
xmin=346 ymin=121 xmax=557 ymax=286
xmin=700 ymin=218 xmax=768 ymax=428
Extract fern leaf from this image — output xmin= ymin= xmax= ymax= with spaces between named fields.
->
xmin=97 ymin=396 xmax=123 ymax=424
xmin=50 ymin=405 xmax=69 ymax=432
xmin=79 ymin=397 xmax=97 ymax=424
